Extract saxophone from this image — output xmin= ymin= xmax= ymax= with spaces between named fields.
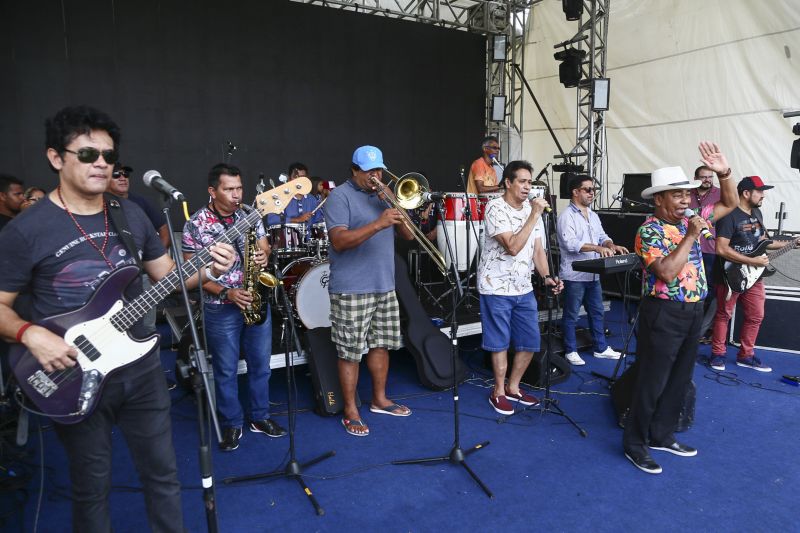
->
xmin=241 ymin=228 xmax=274 ymax=325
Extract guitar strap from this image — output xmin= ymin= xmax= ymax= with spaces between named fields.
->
xmin=104 ymin=193 xmax=144 ymax=271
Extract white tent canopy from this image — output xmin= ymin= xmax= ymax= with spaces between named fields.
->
xmin=522 ymin=0 xmax=800 ymax=232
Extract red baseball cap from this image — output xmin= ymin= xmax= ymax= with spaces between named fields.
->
xmin=737 ymin=175 xmax=774 ymax=193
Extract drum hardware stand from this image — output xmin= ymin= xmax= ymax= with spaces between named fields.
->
xmin=223 ymin=268 xmax=334 ymax=516
xmin=498 ymin=210 xmax=586 ymax=438
xmin=163 ymin=202 xmax=221 ymax=532
xmin=393 ymin=197 xmax=493 ymax=499
xmin=410 ymin=248 xmax=446 ymax=313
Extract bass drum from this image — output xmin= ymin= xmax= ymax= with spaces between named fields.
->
xmin=280 ymin=258 xmax=331 ymax=329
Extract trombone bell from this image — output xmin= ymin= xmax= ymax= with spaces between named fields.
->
xmin=393 ymin=172 xmax=429 ymax=210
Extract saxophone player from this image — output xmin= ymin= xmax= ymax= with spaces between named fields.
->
xmin=182 ymin=163 xmax=287 ymax=452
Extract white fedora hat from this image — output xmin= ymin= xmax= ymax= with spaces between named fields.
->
xmin=641 ymin=166 xmax=701 ymax=199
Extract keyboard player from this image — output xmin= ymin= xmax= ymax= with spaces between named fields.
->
xmin=557 ymin=174 xmax=629 ymax=366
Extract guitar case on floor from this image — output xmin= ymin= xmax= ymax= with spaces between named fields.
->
xmin=394 ymin=254 xmax=467 ymax=390
xmin=304 ymin=327 xmax=360 ymax=416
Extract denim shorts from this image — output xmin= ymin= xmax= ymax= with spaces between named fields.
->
xmin=479 ymin=292 xmax=540 ymax=353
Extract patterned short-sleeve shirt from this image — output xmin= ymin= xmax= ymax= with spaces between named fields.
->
xmin=182 ymin=205 xmax=266 ymax=304
xmin=477 ymin=197 xmax=544 ymax=296
xmin=635 ymin=216 xmax=707 ymax=302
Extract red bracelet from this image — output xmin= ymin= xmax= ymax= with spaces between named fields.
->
xmin=16 ymin=322 xmax=33 ymax=343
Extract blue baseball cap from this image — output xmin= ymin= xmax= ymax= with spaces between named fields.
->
xmin=352 ymin=145 xmax=387 ymax=171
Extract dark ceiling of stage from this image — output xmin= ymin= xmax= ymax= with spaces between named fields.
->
xmin=0 ymin=0 xmax=486 ymax=212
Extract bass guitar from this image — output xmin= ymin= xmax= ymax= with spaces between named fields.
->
xmin=10 ymin=178 xmax=311 ymax=424
xmin=723 ymin=237 xmax=799 ymax=295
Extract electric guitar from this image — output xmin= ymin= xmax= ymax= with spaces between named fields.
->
xmin=723 ymin=237 xmax=800 ymax=295
xmin=10 ymin=178 xmax=311 ymax=424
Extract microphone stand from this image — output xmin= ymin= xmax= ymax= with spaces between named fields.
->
xmin=223 ymin=268 xmax=334 ymax=516
xmin=392 ymin=197 xmax=493 ymax=499
xmin=162 ymin=201 xmax=221 ymax=532
xmin=498 ymin=210 xmax=586 ymax=438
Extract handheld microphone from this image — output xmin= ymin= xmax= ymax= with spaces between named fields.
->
xmin=143 ymin=170 xmax=186 ymax=202
xmin=683 ymin=208 xmax=714 ymax=240
xmin=422 ymin=191 xmax=446 ymax=203
xmin=528 ymin=189 xmax=552 ymax=213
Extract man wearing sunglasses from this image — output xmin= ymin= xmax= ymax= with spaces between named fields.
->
xmin=466 ymin=135 xmax=504 ymax=195
xmin=0 ymin=105 xmax=235 ymax=531
xmin=557 ymin=175 xmax=627 ymax=365
xmin=108 ymin=162 xmax=170 ymax=248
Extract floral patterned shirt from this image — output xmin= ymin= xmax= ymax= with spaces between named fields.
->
xmin=477 ymin=196 xmax=544 ymax=296
xmin=635 ymin=216 xmax=707 ymax=302
xmin=181 ymin=205 xmax=266 ymax=305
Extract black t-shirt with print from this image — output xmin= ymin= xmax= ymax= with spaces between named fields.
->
xmin=0 ymin=196 xmax=166 ymax=378
xmin=713 ymin=206 xmax=769 ymax=276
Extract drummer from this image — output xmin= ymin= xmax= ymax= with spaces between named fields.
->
xmin=265 ymin=162 xmax=324 ymax=230
xmin=466 ymin=135 xmax=504 ymax=195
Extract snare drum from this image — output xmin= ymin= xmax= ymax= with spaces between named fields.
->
xmin=442 ymin=193 xmax=480 ymax=222
xmin=280 ymin=258 xmax=331 ymax=329
xmin=267 ymin=223 xmax=306 ymax=255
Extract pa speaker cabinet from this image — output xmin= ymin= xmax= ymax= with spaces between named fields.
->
xmin=730 ymin=286 xmax=800 ymax=354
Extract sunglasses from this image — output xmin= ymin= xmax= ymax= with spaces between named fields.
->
xmin=112 ymin=171 xmax=130 ymax=179
xmin=64 ymin=147 xmax=119 ymax=165
xmin=579 ymin=187 xmax=598 ymax=193
xmin=485 ymin=145 xmax=501 ymax=151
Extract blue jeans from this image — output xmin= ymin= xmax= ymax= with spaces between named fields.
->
xmin=479 ymin=292 xmax=540 ymax=353
xmin=561 ymin=279 xmax=607 ymax=353
xmin=204 ymin=302 xmax=272 ymax=428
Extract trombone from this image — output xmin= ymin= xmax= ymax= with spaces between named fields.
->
xmin=369 ymin=170 xmax=448 ymax=275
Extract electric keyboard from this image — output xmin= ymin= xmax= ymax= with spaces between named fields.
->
xmin=572 ymin=253 xmax=640 ymax=275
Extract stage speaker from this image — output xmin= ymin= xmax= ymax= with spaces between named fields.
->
xmin=731 ymin=284 xmax=800 ymax=353
xmin=304 ymin=327 xmax=360 ymax=416
xmin=621 ymin=173 xmax=653 ymax=213
xmin=610 ymin=362 xmax=695 ymax=432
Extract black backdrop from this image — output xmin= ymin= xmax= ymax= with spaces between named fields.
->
xmin=0 ymin=0 xmax=485 ymax=217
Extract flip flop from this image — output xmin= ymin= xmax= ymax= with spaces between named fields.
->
xmin=369 ymin=403 xmax=412 ymax=417
xmin=341 ymin=418 xmax=369 ymax=437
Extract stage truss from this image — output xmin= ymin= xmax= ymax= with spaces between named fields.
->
xmin=290 ymin=1 xmax=537 ymax=141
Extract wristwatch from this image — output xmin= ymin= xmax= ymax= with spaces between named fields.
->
xmin=219 ymin=288 xmax=229 ymax=301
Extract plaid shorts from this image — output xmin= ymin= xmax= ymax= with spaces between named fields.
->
xmin=329 ymin=291 xmax=402 ymax=362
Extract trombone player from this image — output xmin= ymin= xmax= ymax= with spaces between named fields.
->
xmin=323 ymin=145 xmax=414 ymax=437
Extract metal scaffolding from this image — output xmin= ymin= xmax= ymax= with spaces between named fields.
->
xmin=290 ymin=1 xmax=533 ymax=139
xmin=561 ymin=0 xmax=610 ymax=188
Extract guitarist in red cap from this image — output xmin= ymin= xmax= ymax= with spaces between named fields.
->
xmin=710 ymin=176 xmax=798 ymax=372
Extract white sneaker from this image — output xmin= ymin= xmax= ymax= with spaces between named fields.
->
xmin=565 ymin=351 xmax=585 ymax=365
xmin=594 ymin=347 xmax=621 ymax=359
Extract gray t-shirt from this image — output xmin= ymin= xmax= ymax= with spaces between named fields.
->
xmin=323 ymin=179 xmax=395 ymax=294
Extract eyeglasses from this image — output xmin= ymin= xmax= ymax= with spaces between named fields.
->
xmin=112 ymin=171 xmax=130 ymax=179
xmin=64 ymin=147 xmax=119 ymax=165
xmin=698 ymin=175 xmax=714 ymax=180
xmin=579 ymin=187 xmax=598 ymax=193
xmin=485 ymin=145 xmax=501 ymax=151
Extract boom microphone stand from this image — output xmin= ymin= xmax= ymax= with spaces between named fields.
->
xmin=223 ymin=268 xmax=334 ymax=516
xmin=498 ymin=209 xmax=586 ymax=438
xmin=162 ymin=203 xmax=220 ymax=532
xmin=393 ymin=195 xmax=493 ymax=499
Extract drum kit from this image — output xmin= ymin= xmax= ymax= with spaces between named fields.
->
xmin=267 ymin=220 xmax=331 ymax=330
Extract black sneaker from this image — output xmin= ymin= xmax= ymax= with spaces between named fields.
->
xmin=624 ymin=450 xmax=662 ymax=474
xmin=249 ymin=419 xmax=287 ymax=438
xmin=220 ymin=427 xmax=242 ymax=451
xmin=649 ymin=441 xmax=698 ymax=457
xmin=736 ymin=356 xmax=772 ymax=373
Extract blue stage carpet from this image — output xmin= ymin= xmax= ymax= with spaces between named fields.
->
xmin=7 ymin=301 xmax=800 ymax=532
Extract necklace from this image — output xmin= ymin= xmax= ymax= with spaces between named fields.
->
xmin=57 ymin=186 xmax=114 ymax=269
